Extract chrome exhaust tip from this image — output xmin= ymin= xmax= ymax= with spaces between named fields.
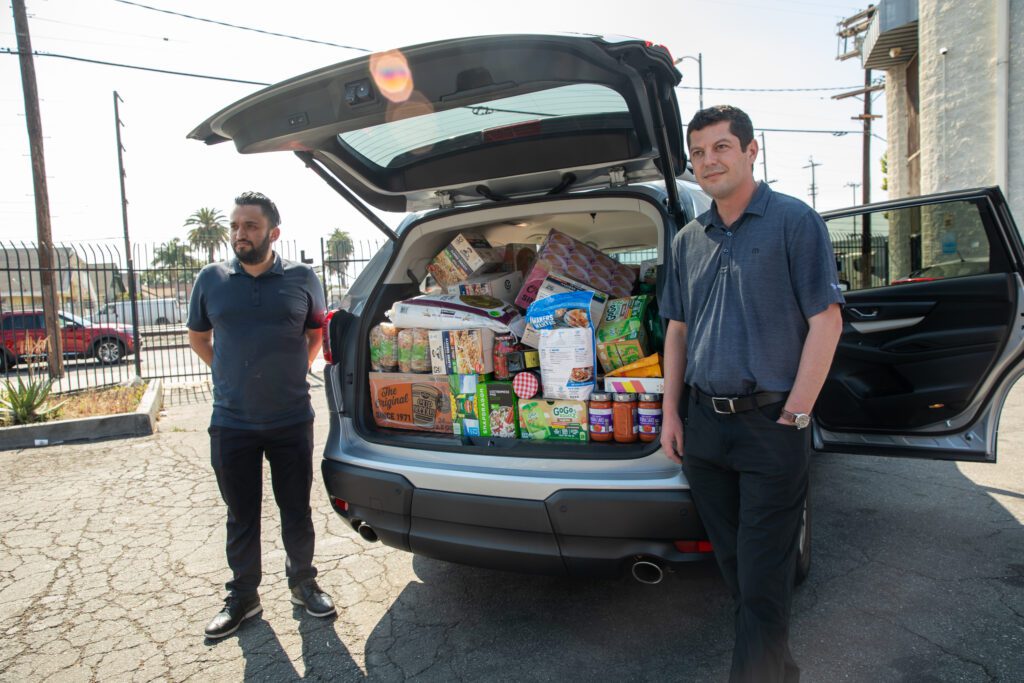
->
xmin=631 ymin=559 xmax=664 ymax=585
xmin=356 ymin=521 xmax=378 ymax=543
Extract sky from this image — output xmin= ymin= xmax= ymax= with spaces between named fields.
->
xmin=1 ymin=0 xmax=883 ymax=259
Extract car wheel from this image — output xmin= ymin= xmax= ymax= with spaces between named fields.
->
xmin=94 ymin=338 xmax=126 ymax=365
xmin=0 ymin=350 xmax=15 ymax=372
xmin=155 ymin=317 xmax=169 ymax=325
xmin=795 ymin=488 xmax=811 ymax=586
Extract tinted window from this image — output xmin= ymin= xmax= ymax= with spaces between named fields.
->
xmin=825 ymin=199 xmax=993 ymax=291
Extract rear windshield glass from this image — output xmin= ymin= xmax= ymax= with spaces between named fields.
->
xmin=338 ymin=84 xmax=629 ymax=168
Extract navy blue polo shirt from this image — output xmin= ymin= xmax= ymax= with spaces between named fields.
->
xmin=660 ymin=182 xmax=845 ymax=396
xmin=187 ymin=253 xmax=326 ymax=429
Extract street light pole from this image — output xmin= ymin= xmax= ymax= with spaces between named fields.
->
xmin=674 ymin=53 xmax=704 ymax=110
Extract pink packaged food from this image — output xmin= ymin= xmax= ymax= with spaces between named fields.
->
xmin=515 ymin=228 xmax=636 ymax=309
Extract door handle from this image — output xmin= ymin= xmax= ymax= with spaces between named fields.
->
xmin=847 ymin=307 xmax=879 ymax=320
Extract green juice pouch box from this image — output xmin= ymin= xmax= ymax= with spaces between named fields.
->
xmin=517 ymin=399 xmax=588 ymax=442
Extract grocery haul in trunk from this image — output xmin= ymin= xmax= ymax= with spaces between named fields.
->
xmin=367 ymin=229 xmax=665 ymax=447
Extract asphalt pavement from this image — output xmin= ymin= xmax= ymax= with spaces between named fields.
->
xmin=0 ymin=381 xmax=1021 ymax=681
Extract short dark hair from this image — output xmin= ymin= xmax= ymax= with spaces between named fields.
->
xmin=234 ymin=191 xmax=280 ymax=228
xmin=686 ymin=105 xmax=755 ymax=151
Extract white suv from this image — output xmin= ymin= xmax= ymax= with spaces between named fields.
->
xmin=191 ymin=34 xmax=1024 ymax=584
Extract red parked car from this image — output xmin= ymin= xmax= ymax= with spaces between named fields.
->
xmin=0 ymin=310 xmax=137 ymax=370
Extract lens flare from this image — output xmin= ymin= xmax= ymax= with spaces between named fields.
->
xmin=370 ymin=49 xmax=414 ymax=103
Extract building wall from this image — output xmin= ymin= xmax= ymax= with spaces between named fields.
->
xmin=1009 ymin=0 xmax=1024 ymax=221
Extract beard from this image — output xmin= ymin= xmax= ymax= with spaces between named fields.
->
xmin=233 ymin=232 xmax=273 ymax=264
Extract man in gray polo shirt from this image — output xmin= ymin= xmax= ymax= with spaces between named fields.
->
xmin=660 ymin=106 xmax=844 ymax=682
xmin=187 ymin=191 xmax=334 ymax=640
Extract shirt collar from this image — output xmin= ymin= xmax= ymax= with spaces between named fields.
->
xmin=705 ymin=181 xmax=772 ymax=232
xmin=229 ymin=251 xmax=284 ymax=277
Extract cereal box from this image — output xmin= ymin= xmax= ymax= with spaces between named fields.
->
xmin=517 ymin=399 xmax=589 ymax=442
xmin=450 ymin=328 xmax=494 ymax=376
xmin=520 ymin=272 xmax=609 ymax=348
xmin=596 ymin=295 xmax=651 ymax=373
xmin=515 ymin=228 xmax=636 ymax=309
xmin=427 ymin=233 xmax=503 ymax=288
xmin=367 ymin=373 xmax=452 ymax=433
xmin=484 ymin=382 xmax=520 ymax=438
xmin=428 ymin=330 xmax=456 ymax=375
xmin=446 ymin=271 xmax=522 ymax=305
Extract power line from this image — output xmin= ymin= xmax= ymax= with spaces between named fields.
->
xmin=677 ymin=84 xmax=862 ymax=92
xmin=112 ymin=0 xmax=371 ymax=52
xmin=0 ymin=47 xmax=270 ymax=86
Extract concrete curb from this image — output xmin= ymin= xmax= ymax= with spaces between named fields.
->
xmin=0 ymin=378 xmax=163 ymax=451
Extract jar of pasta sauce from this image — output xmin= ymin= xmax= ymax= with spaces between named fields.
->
xmin=638 ymin=393 xmax=663 ymax=442
xmin=613 ymin=393 xmax=638 ymax=443
xmin=589 ymin=392 xmax=613 ymax=442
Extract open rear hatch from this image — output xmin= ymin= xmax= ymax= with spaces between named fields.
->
xmin=189 ymin=34 xmax=686 ymax=221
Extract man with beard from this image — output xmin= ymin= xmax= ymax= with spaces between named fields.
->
xmin=187 ymin=191 xmax=334 ymax=640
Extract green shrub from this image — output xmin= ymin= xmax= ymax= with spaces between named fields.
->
xmin=0 ymin=377 xmax=67 ymax=426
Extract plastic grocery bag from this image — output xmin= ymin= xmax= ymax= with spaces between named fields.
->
xmin=387 ymin=293 xmax=526 ymax=336
xmin=526 ymin=291 xmax=597 ymax=402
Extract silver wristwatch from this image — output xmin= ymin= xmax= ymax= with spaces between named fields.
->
xmin=781 ymin=409 xmax=811 ymax=429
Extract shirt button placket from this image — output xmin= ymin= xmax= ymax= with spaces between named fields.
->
xmin=252 ymin=278 xmax=261 ymax=306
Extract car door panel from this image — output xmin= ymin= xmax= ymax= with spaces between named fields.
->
xmin=816 ymin=188 xmax=1024 ymax=463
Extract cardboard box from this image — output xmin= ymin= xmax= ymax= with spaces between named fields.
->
xmin=450 ymin=328 xmax=495 ymax=376
xmin=596 ymin=295 xmax=651 ymax=372
xmin=427 ymin=233 xmax=503 ymax=288
xmin=428 ymin=330 xmax=457 ymax=375
xmin=515 ymin=228 xmax=636 ymax=309
xmin=368 ymin=373 xmax=453 ymax=433
xmin=447 ymin=373 xmax=495 ymax=436
xmin=518 ymin=399 xmax=589 ymax=442
xmin=446 ymin=271 xmax=522 ymax=305
xmin=520 ymin=272 xmax=609 ymax=348
xmin=501 ymin=243 xmax=538 ymax=278
xmin=484 ymin=382 xmax=520 ymax=438
xmin=603 ymin=376 xmax=665 ymax=395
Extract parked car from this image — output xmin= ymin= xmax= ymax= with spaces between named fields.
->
xmin=890 ymin=256 xmax=989 ymax=284
xmin=0 ymin=310 xmax=137 ymax=369
xmin=191 ymin=34 xmax=1024 ymax=584
xmin=94 ymin=298 xmax=185 ymax=326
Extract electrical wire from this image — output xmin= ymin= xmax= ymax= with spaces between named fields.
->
xmin=112 ymin=0 xmax=371 ymax=52
xmin=0 ymin=47 xmax=270 ymax=86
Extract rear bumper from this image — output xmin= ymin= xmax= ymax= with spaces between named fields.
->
xmin=322 ymin=460 xmax=709 ymax=578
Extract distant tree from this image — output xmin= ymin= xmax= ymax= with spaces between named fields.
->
xmin=880 ymin=151 xmax=888 ymax=192
xmin=185 ymin=208 xmax=228 ymax=263
xmin=148 ymin=238 xmax=203 ymax=285
xmin=325 ymin=229 xmax=355 ymax=286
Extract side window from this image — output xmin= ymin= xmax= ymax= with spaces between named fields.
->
xmin=825 ymin=199 xmax=994 ymax=291
xmin=9 ymin=315 xmax=26 ymax=331
xmin=1 ymin=316 xmax=12 ymax=331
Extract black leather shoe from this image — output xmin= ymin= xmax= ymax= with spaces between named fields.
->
xmin=204 ymin=593 xmax=262 ymax=639
xmin=290 ymin=580 xmax=336 ymax=617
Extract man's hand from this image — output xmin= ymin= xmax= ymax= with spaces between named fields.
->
xmin=660 ymin=411 xmax=684 ymax=464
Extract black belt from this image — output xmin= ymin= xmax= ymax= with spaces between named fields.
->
xmin=692 ymin=388 xmax=788 ymax=415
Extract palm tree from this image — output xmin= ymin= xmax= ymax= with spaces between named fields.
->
xmin=185 ymin=208 xmax=228 ymax=263
xmin=149 ymin=238 xmax=203 ymax=284
xmin=326 ymin=229 xmax=355 ymax=287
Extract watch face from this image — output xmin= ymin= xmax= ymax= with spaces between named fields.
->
xmin=794 ymin=413 xmax=811 ymax=429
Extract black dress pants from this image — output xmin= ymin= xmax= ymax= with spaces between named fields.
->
xmin=209 ymin=420 xmax=317 ymax=596
xmin=682 ymin=392 xmax=809 ymax=683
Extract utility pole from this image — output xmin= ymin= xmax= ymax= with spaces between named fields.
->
xmin=759 ymin=131 xmax=770 ymax=183
xmin=803 ymin=156 xmax=822 ymax=209
xmin=845 ymin=181 xmax=862 ymax=237
xmin=113 ymin=92 xmax=142 ymax=377
xmin=858 ymin=67 xmax=874 ymax=289
xmin=12 ymin=0 xmax=63 ymax=378
xmin=674 ymin=53 xmax=704 ymax=110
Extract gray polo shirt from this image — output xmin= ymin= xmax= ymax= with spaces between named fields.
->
xmin=660 ymin=182 xmax=845 ymax=397
xmin=188 ymin=253 xmax=326 ymax=429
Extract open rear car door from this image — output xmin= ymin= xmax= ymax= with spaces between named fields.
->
xmin=816 ymin=187 xmax=1024 ymax=462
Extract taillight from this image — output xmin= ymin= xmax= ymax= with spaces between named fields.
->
xmin=321 ymin=309 xmax=336 ymax=363
xmin=674 ymin=540 xmax=714 ymax=553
